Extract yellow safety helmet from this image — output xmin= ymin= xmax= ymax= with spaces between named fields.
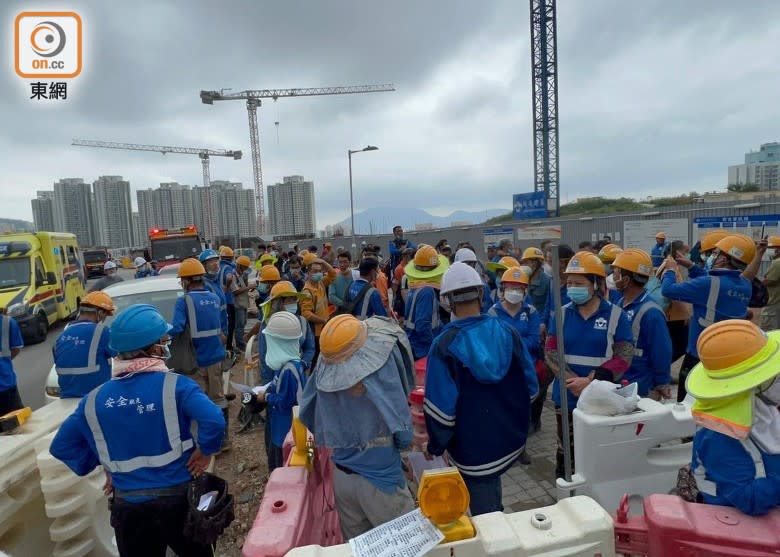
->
xmin=218 ymin=246 xmax=234 ymax=258
xmin=178 ymin=258 xmax=207 ymax=278
xmin=565 ymin=251 xmax=606 ymax=278
xmin=501 ymin=266 xmax=529 ymax=286
xmin=486 ymin=256 xmax=521 ymax=274
xmin=612 ymin=248 xmax=653 ymax=277
xmin=687 ymin=320 xmax=780 ymax=399
xmin=597 ymin=243 xmax=623 ymax=264
xmin=655 ymin=232 xmax=666 ymax=240
xmin=259 ymin=253 xmax=277 ymax=265
xmin=700 ymin=230 xmax=730 ymax=252
xmin=267 ymin=280 xmax=301 ymax=301
xmin=768 ymin=236 xmax=780 ymax=249
xmin=715 ymin=234 xmax=756 ymax=266
xmin=300 ymin=251 xmax=317 ymax=267
xmin=406 ymin=245 xmax=449 ymax=280
xmin=520 ymin=247 xmax=545 ymax=261
xmin=259 ymin=265 xmax=281 ymax=283
xmin=236 ymin=255 xmax=251 ymax=267
xmin=81 ymin=291 xmax=116 ymax=314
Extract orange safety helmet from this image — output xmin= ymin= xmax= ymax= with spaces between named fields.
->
xmin=80 ymin=291 xmax=116 ymax=314
xmin=178 ymin=258 xmax=207 ymax=278
xmin=300 ymin=251 xmax=317 ymax=267
xmin=319 ymin=314 xmax=368 ymax=363
xmin=768 ymin=236 xmax=780 ymax=249
xmin=501 ymin=266 xmax=530 ymax=286
xmin=259 ymin=265 xmax=281 ymax=283
xmin=565 ymin=251 xmax=607 ymax=278
xmin=715 ymin=234 xmax=756 ymax=266
xmin=612 ymin=248 xmax=653 ymax=277
xmin=236 ymin=255 xmax=251 ymax=267
xmin=413 ymin=245 xmax=440 ymax=268
xmin=218 ymin=245 xmax=234 ymax=258
xmin=700 ymin=230 xmax=730 ymax=252
xmin=597 ymin=243 xmax=623 ymax=264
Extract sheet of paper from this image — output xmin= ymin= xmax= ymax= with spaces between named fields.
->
xmin=252 ymin=383 xmax=270 ymax=395
xmin=349 ymin=508 xmax=444 ymax=557
xmin=230 ymin=381 xmax=270 ymax=395
xmin=197 ymin=491 xmax=218 ymax=511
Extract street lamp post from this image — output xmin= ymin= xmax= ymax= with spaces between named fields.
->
xmin=348 ymin=145 xmax=378 ymax=257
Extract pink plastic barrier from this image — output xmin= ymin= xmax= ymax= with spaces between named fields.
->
xmin=414 ymin=357 xmax=427 ymax=387
xmin=242 ymin=442 xmax=342 ymax=557
xmin=614 ymin=493 xmax=780 ymax=556
xmin=409 ymin=387 xmax=428 ymax=450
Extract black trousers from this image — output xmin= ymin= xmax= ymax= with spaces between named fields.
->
xmin=110 ymin=493 xmax=212 ymax=557
xmin=677 ymin=352 xmax=700 ymax=402
xmin=0 ymin=386 xmax=24 ymax=416
xmin=667 ymin=320 xmax=689 ymax=364
xmin=531 ymin=370 xmax=553 ymax=428
xmin=226 ymin=304 xmax=236 ymax=351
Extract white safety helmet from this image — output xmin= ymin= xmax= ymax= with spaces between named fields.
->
xmin=454 ymin=248 xmax=477 ymax=263
xmin=440 ymin=262 xmax=483 ymax=304
xmin=133 ymin=257 xmax=147 ymax=268
xmin=263 ymin=311 xmax=302 ymax=340
xmin=104 ymin=261 xmax=117 ymax=271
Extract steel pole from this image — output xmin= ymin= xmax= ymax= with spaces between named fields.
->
xmin=551 ymin=244 xmax=572 ymax=482
xmin=348 ymin=150 xmax=356 ymax=259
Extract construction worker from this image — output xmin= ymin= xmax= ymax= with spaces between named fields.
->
xmin=520 ymin=247 xmax=551 ymax=314
xmin=544 ymin=251 xmax=634 ymax=479
xmin=89 ymin=260 xmax=123 ymax=292
xmin=299 ymin=256 xmax=337 ymax=361
xmin=760 ymin=236 xmax=780 ymax=331
xmin=149 ymin=260 xmax=160 ymax=276
xmin=233 ymin=255 xmax=255 ymax=353
xmin=492 ymin=239 xmax=513 ymax=262
xmin=256 ymin=262 xmax=281 ymax=307
xmin=424 ymin=263 xmax=536 ymax=515
xmin=344 ymin=258 xmax=387 ymax=320
xmin=651 ymin=232 xmax=667 ymax=268
xmin=199 ymin=250 xmax=229 ymax=338
xmin=328 ymin=251 xmax=354 ymax=313
xmin=403 ymin=245 xmax=450 ymax=360
xmin=0 ymin=309 xmax=24 ymax=415
xmin=388 ymin=225 xmax=415 ymax=272
xmin=170 ymin=259 xmax=231 ymax=452
xmin=50 ymin=304 xmax=225 ymax=557
xmin=611 ymin=249 xmax=673 ymax=398
xmin=283 ymin=255 xmax=305 ymax=292
xmin=683 ymin=320 xmax=780 ymax=516
xmin=486 ymin=255 xmax=521 ymax=298
xmin=253 ymin=312 xmax=307 ymax=472
xmin=454 ymin=247 xmax=492 ymax=312
xmin=300 ymin=315 xmax=416 ymax=539
xmin=215 ymin=246 xmax=237 ymax=354
xmin=54 ymin=291 xmax=117 ymax=398
xmin=598 ymin=243 xmax=624 ymax=303
xmin=685 ymin=230 xmax=730 ymax=278
xmin=133 ymin=257 xmax=151 ymax=279
xmin=662 ymin=234 xmax=754 ymax=402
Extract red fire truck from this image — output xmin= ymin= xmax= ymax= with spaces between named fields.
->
xmin=148 ymin=225 xmax=203 ymax=269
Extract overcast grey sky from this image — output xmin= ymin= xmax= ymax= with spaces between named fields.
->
xmin=2 ymin=0 xmax=779 ymax=228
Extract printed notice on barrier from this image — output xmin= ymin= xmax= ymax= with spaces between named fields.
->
xmin=349 ymin=508 xmax=444 ymax=557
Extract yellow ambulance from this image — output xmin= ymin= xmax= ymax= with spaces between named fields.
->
xmin=0 ymin=232 xmax=86 ymax=344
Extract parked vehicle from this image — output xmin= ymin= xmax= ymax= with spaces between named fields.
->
xmin=82 ymin=247 xmax=110 ymax=278
xmin=0 ymin=232 xmax=86 ymax=344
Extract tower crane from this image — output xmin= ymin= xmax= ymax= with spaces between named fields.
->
xmin=200 ymin=84 xmax=395 ymax=236
xmin=72 ymin=139 xmax=243 ymax=241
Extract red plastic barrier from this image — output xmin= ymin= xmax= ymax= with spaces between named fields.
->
xmin=409 ymin=387 xmax=428 ymax=450
xmin=614 ymin=493 xmax=780 ymax=556
xmin=242 ymin=445 xmax=342 ymax=557
xmin=415 ymin=357 xmax=427 ymax=387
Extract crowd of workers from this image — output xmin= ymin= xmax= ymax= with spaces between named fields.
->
xmin=1 ymin=226 xmax=779 ymax=554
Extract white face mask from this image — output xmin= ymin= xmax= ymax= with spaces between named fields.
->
xmin=439 ymin=295 xmax=451 ymax=313
xmin=504 ymin=289 xmax=525 ymax=305
xmin=758 ymin=376 xmax=780 ymax=406
xmin=284 ymin=303 xmax=298 ymax=314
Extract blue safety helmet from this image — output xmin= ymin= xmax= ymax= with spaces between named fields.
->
xmin=199 ymin=249 xmax=219 ymax=263
xmin=109 ymin=304 xmax=172 ymax=353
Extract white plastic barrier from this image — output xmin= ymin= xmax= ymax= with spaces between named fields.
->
xmin=0 ymin=399 xmax=116 ymax=557
xmin=556 ymin=398 xmax=695 ymax=513
xmin=285 ymin=496 xmax=616 ymax=557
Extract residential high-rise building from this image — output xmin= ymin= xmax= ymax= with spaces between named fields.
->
xmin=136 ymin=183 xmax=194 ymax=240
xmin=728 ymin=142 xmax=780 ymax=191
xmin=131 ymin=212 xmax=142 ymax=247
xmin=191 ymin=186 xmax=217 ymax=242
xmin=267 ymin=175 xmax=316 ymax=239
xmin=209 ymin=181 xmax=256 ymax=242
xmin=31 ymin=191 xmax=55 ymax=232
xmin=53 ymin=178 xmax=97 ymax=246
xmin=93 ymin=176 xmax=133 ymax=248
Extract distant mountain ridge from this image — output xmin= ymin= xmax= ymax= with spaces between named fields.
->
xmin=338 ymin=207 xmax=506 ymax=234
xmin=0 ymin=218 xmax=34 ymax=232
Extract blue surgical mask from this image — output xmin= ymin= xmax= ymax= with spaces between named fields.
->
xmin=284 ymin=303 xmax=298 ymax=314
xmin=567 ymin=286 xmax=593 ymax=305
xmin=704 ymin=254 xmax=715 ymax=271
xmin=258 ymin=283 xmax=269 ymax=293
xmin=311 ymin=272 xmax=323 ymax=282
